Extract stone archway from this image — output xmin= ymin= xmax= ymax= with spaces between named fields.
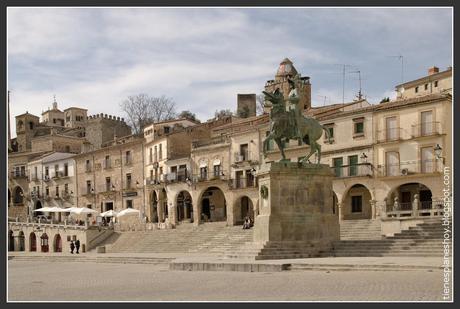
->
xmin=176 ymin=191 xmax=193 ymax=222
xmin=18 ymin=231 xmax=25 ymax=251
xmin=13 ymin=186 xmax=24 ymax=205
xmin=53 ymin=234 xmax=62 ymax=252
xmin=40 ymin=233 xmax=49 ymax=253
xmin=234 ymin=196 xmax=254 ymax=225
xmin=341 ymin=184 xmax=373 ymax=220
xmin=8 ymin=230 xmax=14 ymax=251
xmin=386 ymin=182 xmax=433 ymax=212
xmin=150 ymin=191 xmax=158 ymax=223
xmin=30 ymin=232 xmax=37 ymax=252
xmin=159 ymin=189 xmax=168 ymax=222
xmin=198 ymin=186 xmax=227 ymax=223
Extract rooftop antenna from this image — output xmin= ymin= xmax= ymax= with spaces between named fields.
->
xmin=349 ymin=70 xmax=363 ymax=100
xmin=388 ymin=54 xmax=404 ymax=84
xmin=317 ymin=95 xmax=328 ymax=107
xmin=334 ymin=64 xmax=354 ymax=104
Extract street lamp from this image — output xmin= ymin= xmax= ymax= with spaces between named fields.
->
xmin=434 ymin=144 xmax=445 ymax=165
xmin=360 ymin=153 xmax=368 ymax=163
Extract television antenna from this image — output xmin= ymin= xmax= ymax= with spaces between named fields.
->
xmin=317 ymin=95 xmax=329 ymax=107
xmin=388 ymin=54 xmax=404 ymax=84
xmin=348 ymin=70 xmax=363 ymax=100
xmin=334 ymin=64 xmax=354 ymax=103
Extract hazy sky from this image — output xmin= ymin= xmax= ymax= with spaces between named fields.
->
xmin=7 ymin=7 xmax=452 ymax=137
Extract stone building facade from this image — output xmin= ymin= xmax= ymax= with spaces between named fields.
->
xmin=74 ymin=135 xmax=145 ymax=217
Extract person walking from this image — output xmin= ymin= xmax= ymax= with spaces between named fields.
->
xmin=70 ymin=241 xmax=75 ymax=254
xmin=75 ymin=239 xmax=80 ymax=254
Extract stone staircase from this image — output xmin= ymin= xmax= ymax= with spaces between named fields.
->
xmin=339 ymin=219 xmax=383 ymax=240
xmin=101 ymin=222 xmax=253 ymax=255
xmin=327 ymin=218 xmax=445 ymax=257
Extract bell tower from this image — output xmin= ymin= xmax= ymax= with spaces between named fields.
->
xmin=264 ymin=58 xmax=311 ymax=110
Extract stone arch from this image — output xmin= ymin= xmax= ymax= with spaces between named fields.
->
xmin=386 ymin=180 xmax=435 ymax=201
xmin=159 ymin=188 xmax=168 ymax=221
xmin=197 ymin=186 xmax=228 ymax=223
xmin=8 ymin=230 xmax=14 ymax=251
xmin=53 ymin=234 xmax=62 ymax=252
xmin=386 ymin=182 xmax=434 ymax=212
xmin=13 ymin=186 xmax=24 ymax=205
xmin=233 ymin=195 xmax=255 ymax=225
xmin=29 ymin=232 xmax=37 ymax=252
xmin=341 ymin=183 xmax=373 ymax=220
xmin=40 ymin=233 xmax=49 ymax=252
xmin=18 ymin=231 xmax=25 ymax=251
xmin=149 ymin=190 xmax=159 ymax=223
xmin=175 ymin=190 xmax=193 ymax=222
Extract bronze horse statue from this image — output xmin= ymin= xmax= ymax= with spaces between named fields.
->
xmin=262 ymin=88 xmax=331 ymax=164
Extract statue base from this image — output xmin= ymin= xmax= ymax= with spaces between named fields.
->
xmin=253 ymin=162 xmax=340 ymax=259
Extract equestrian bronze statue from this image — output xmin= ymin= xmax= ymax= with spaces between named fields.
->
xmin=262 ymin=76 xmax=331 ymax=164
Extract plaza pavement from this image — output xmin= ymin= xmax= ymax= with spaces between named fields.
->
xmin=8 ymin=258 xmax=447 ymax=301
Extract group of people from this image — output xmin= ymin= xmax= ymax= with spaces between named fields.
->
xmin=242 ymin=216 xmax=253 ymax=229
xmin=69 ymin=239 xmax=80 ymax=254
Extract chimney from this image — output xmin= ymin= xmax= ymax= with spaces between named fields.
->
xmin=428 ymin=66 xmax=439 ymax=75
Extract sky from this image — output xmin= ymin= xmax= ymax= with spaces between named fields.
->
xmin=7 ymin=7 xmax=452 ymax=137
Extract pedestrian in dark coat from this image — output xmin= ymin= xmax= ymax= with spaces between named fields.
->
xmin=75 ymin=239 xmax=80 ymax=254
xmin=70 ymin=241 xmax=75 ymax=254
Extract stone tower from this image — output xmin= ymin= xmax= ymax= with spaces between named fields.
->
xmin=15 ymin=112 xmax=40 ymax=152
xmin=264 ymin=58 xmax=311 ymax=111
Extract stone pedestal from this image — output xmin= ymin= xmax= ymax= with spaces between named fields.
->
xmin=253 ymin=162 xmax=339 ymax=258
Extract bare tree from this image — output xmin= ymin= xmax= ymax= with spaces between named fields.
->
xmin=214 ymin=109 xmax=233 ymax=119
xmin=120 ymin=94 xmax=177 ymax=134
xmin=256 ymin=93 xmax=266 ymax=115
xmin=179 ymin=110 xmax=200 ymax=122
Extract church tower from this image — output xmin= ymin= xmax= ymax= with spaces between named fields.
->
xmin=264 ymin=58 xmax=312 ymax=110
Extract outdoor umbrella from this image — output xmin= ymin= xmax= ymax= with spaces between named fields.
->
xmin=116 ymin=208 xmax=140 ymax=218
xmin=100 ymin=210 xmax=118 ymax=217
xmin=33 ymin=207 xmax=53 ymax=212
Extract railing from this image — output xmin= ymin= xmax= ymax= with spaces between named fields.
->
xmin=10 ymin=171 xmax=28 ymax=179
xmin=377 ymin=128 xmax=402 ymax=143
xmin=165 ymin=170 xmax=191 ymax=183
xmin=229 ymin=177 xmax=257 ymax=189
xmin=377 ymin=160 xmax=441 ymax=177
xmin=192 ymin=136 xmax=229 ymax=149
xmin=411 ymin=121 xmax=441 ymax=138
xmin=383 ymin=199 xmax=443 ymax=218
xmin=146 ymin=177 xmax=161 ymax=185
xmin=193 ymin=174 xmax=228 ymax=183
xmin=331 ymin=163 xmax=373 ymax=178
xmin=233 ymin=151 xmax=258 ymax=163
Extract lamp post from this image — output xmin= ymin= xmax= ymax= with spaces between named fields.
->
xmin=434 ymin=144 xmax=445 ymax=166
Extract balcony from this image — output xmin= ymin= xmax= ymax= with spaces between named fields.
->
xmin=377 ymin=160 xmax=441 ymax=177
xmin=233 ymin=151 xmax=258 ymax=164
xmin=229 ymin=177 xmax=257 ymax=190
xmin=43 ymin=175 xmax=51 ymax=182
xmin=30 ymin=175 xmax=40 ymax=182
xmin=377 ymin=128 xmax=402 ymax=143
xmin=10 ymin=171 xmax=28 ymax=179
xmin=384 ymin=199 xmax=444 ymax=218
xmin=331 ymin=163 xmax=373 ymax=178
xmin=194 ymin=173 xmax=228 ymax=183
xmin=411 ymin=121 xmax=442 ymax=138
xmin=165 ymin=170 xmax=191 ymax=183
xmin=146 ymin=177 xmax=161 ymax=186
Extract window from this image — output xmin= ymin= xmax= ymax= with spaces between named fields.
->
xmin=240 ymin=144 xmax=249 ymax=161
xmin=421 ymin=147 xmax=435 ymax=173
xmin=85 ymin=160 xmax=91 ymax=172
xmin=213 ymin=164 xmax=221 ymax=177
xmin=150 ymin=170 xmax=153 ymax=180
xmin=434 ymin=81 xmax=438 ymax=87
xmin=64 ymin=163 xmax=68 ymax=176
xmin=29 ymin=122 xmax=34 ymax=129
xmin=65 ymin=145 xmax=70 ymax=152
xmin=64 ymin=184 xmax=68 ymax=193
xmin=154 ymin=146 xmax=158 ymax=162
xmin=385 ymin=117 xmax=398 ymax=140
xmin=164 ymin=126 xmax=170 ymax=134
xmin=353 ymin=119 xmax=364 ymax=135
xmin=333 ymin=157 xmax=343 ymax=177
xmin=324 ymin=124 xmax=334 ymax=142
xmin=55 ymin=186 xmax=60 ymax=197
xmin=126 ymin=200 xmax=133 ymax=209
xmin=415 ymin=86 xmax=419 ymax=93
xmin=235 ymin=170 xmax=244 ymax=188
xmin=126 ymin=151 xmax=132 ymax=164
xmin=106 ymin=177 xmax=111 ymax=192
xmin=351 ymin=196 xmax=363 ymax=213
xmin=86 ymin=180 xmax=92 ymax=194
xmin=348 ymin=155 xmax=358 ymax=176
xmin=34 ymin=166 xmax=38 ymax=179
xmin=53 ymin=119 xmax=56 ymax=124
xmin=246 ymin=169 xmax=255 ymax=187
xmin=424 ymin=84 xmax=428 ymax=90
xmin=200 ymin=167 xmax=208 ymax=180
xmin=105 ymin=155 xmax=111 ymax=169
xmin=126 ymin=173 xmax=132 ymax=189
xmin=149 ymin=148 xmax=152 ymax=164
xmin=54 ymin=164 xmax=59 ymax=177
xmin=385 ymin=151 xmax=399 ymax=176
xmin=421 ymin=111 xmax=433 ymax=136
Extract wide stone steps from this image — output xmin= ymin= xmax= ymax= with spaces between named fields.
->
xmin=9 ymin=255 xmax=172 ymax=265
xmin=339 ymin=219 xmax=382 ymax=240
xmin=102 ymin=223 xmax=253 ymax=255
xmin=328 ymin=219 xmax=445 ymax=257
